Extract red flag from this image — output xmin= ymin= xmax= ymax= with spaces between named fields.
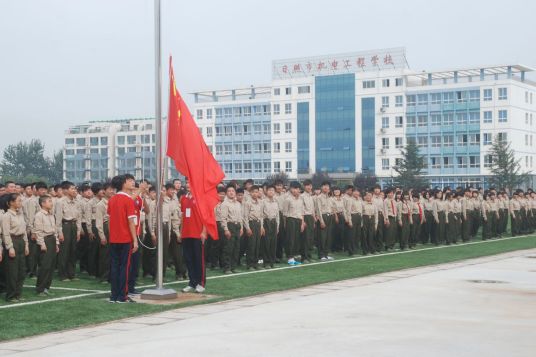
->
xmin=166 ymin=57 xmax=224 ymax=240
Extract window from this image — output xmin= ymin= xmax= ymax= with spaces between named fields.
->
xmin=498 ymin=87 xmax=508 ymax=100
xmin=443 ymin=135 xmax=454 ymax=147
xmin=65 ymin=138 xmax=74 ymax=145
xmin=223 ymin=108 xmax=232 ymax=118
xmin=117 ymin=147 xmax=125 ymax=155
xmin=298 ymin=85 xmax=310 ymax=94
xmin=274 ymin=88 xmax=280 ymax=96
xmin=76 ymin=138 xmax=86 ymax=146
xmin=284 ymin=103 xmax=292 ymax=114
xmin=285 ymin=122 xmax=292 ymax=134
xmin=526 ymin=134 xmax=529 ymax=146
xmin=498 ymin=110 xmax=508 ymax=122
xmin=395 ymin=116 xmax=403 ymax=128
xmin=469 ymin=90 xmax=480 ymax=102
xmin=457 ymin=134 xmax=468 ymax=146
xmin=395 ymin=78 xmax=403 ymax=86
xmin=457 ymin=156 xmax=468 ymax=168
xmin=483 ymin=111 xmax=492 ymax=123
xmin=244 ymin=162 xmax=252 ymax=173
xmin=469 ymin=111 xmax=480 ymax=124
xmin=484 ymin=155 xmax=493 ymax=168
xmin=215 ymin=126 xmax=222 ymax=137
xmin=382 ymin=117 xmax=389 ymax=129
xmin=215 ymin=108 xmax=223 ymax=119
xmin=285 ymin=87 xmax=292 ymax=95
xmin=243 ymin=144 xmax=251 ymax=154
xmin=263 ymin=105 xmax=270 ymax=115
xmin=285 ymin=142 xmax=292 ymax=153
xmin=382 ymin=96 xmax=389 ymax=108
xmin=263 ymin=143 xmax=270 ymax=153
xmin=263 ymin=124 xmax=270 ymax=135
xmin=483 ymin=89 xmax=492 ymax=101
xmin=417 ymin=136 xmax=428 ymax=148
xmin=382 ymin=79 xmax=390 ymax=87
xmin=233 ymin=125 xmax=242 ymax=135
xmin=285 ymin=161 xmax=292 ymax=173
xmin=483 ymin=133 xmax=492 ymax=145
xmin=76 ymin=149 xmax=86 ymax=155
xmin=206 ymin=127 xmax=213 ymax=137
xmin=254 ymin=124 xmax=261 ymax=135
xmin=206 ymin=108 xmax=213 ymax=119
xmin=497 ymin=132 xmax=507 ymax=143
xmin=417 ymin=94 xmax=428 ymax=105
xmin=90 ymin=137 xmax=98 ymax=146
xmin=431 ymin=113 xmax=441 ymax=126
xmin=395 ymin=137 xmax=403 ymax=148
xmin=526 ymin=113 xmax=529 ymax=125
xmin=395 ymin=158 xmax=402 ymax=167
xmin=263 ymin=162 xmax=271 ymax=172
xmin=243 ymin=124 xmax=250 ymax=134
xmin=127 ymin=135 xmax=136 ymax=145
xmin=456 ymin=113 xmax=467 ymax=125
xmin=407 ymin=115 xmax=416 ymax=127
xmin=273 ymin=104 xmax=280 ymax=115
xmin=243 ymin=106 xmax=251 ymax=117
xmin=235 ymin=163 xmax=242 ymax=174
xmin=224 ymin=126 xmax=232 ymax=136
xmin=469 ymin=134 xmax=480 ymax=146
xmin=382 ymin=138 xmax=389 ymax=149
xmin=273 ymin=142 xmax=280 ymax=153
xmin=254 ymin=162 xmax=262 ymax=173
xmin=418 ymin=115 xmax=428 ymax=127
xmin=234 ymin=144 xmax=242 ymax=154
xmin=234 ymin=107 xmax=242 ymax=117
xmin=100 ymin=148 xmax=107 ymax=156
xmin=100 ymin=137 xmax=108 ymax=145
xmin=223 ymin=163 xmax=232 ymax=173
xmin=430 ymin=93 xmax=442 ymax=104
xmin=224 ymin=145 xmax=232 ymax=155
xmin=456 ymin=91 xmax=466 ymax=103
xmin=443 ymin=92 xmax=454 ymax=104
xmin=430 ymin=157 xmax=440 ymax=169
xmin=395 ymin=95 xmax=403 ymax=107
xmin=382 ymin=159 xmax=390 ymax=170
xmin=253 ymin=143 xmax=262 ymax=154
xmin=443 ymin=156 xmax=453 ymax=168
xmin=363 ymin=80 xmax=375 ymax=89
xmin=431 ymin=135 xmax=441 ymax=147
xmin=273 ymin=123 xmax=280 ymax=134
xmin=443 ymin=113 xmax=454 ymax=125
xmin=196 ymin=109 xmax=203 ymax=119
xmin=274 ymin=161 xmax=280 ymax=172
xmin=406 ymin=95 xmax=416 ymax=106
xmin=215 ymin=145 xmax=223 ymax=156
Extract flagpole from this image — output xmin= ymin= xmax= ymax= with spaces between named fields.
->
xmin=142 ymin=0 xmax=176 ymax=300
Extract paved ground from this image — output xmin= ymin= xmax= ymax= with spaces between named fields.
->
xmin=1 ymin=249 xmax=535 ymax=357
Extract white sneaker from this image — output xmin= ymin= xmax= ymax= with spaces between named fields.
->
xmin=258 ymin=259 xmax=263 ymax=264
xmin=182 ymin=286 xmax=194 ymax=293
xmin=327 ymin=256 xmax=334 ymax=261
xmin=195 ymin=285 xmax=205 ymax=293
xmin=320 ymin=257 xmax=327 ymax=261
xmin=287 ymin=258 xmax=295 ymax=265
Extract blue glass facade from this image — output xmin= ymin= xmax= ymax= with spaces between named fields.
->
xmin=405 ymin=88 xmax=481 ymax=181
xmin=213 ymin=103 xmax=272 ymax=180
xmin=361 ymin=97 xmax=376 ymax=174
xmin=297 ymin=102 xmax=310 ymax=174
xmin=315 ymin=74 xmax=355 ymax=173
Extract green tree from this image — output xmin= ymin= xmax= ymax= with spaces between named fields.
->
xmin=393 ymin=140 xmax=429 ymax=189
xmin=265 ymin=172 xmax=289 ymax=186
xmin=488 ymin=135 xmax=529 ymax=191
xmin=46 ymin=150 xmax=64 ymax=184
xmin=311 ymin=171 xmax=332 ymax=188
xmin=353 ymin=173 xmax=378 ymax=190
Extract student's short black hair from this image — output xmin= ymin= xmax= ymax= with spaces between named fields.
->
xmin=217 ymin=186 xmax=226 ymax=193
xmin=91 ymin=182 xmax=103 ymax=195
xmin=172 ymin=178 xmax=182 ymax=184
xmin=244 ymin=179 xmax=254 ymax=185
xmin=321 ymin=181 xmax=331 ymax=187
xmin=225 ymin=184 xmax=236 ymax=193
xmin=124 ymin=174 xmax=135 ymax=181
xmin=148 ymin=186 xmax=156 ymax=193
xmin=303 ymin=179 xmax=313 ymax=186
xmin=250 ymin=185 xmax=260 ymax=191
xmin=165 ymin=183 xmax=175 ymax=191
xmin=80 ymin=184 xmax=91 ymax=193
xmin=1 ymin=193 xmax=19 ymax=211
xmin=35 ymin=182 xmax=48 ymax=191
xmin=102 ymin=182 xmax=113 ymax=191
xmin=236 ymin=188 xmax=244 ymax=194
xmin=61 ymin=181 xmax=75 ymax=190
xmin=53 ymin=184 xmax=61 ymax=192
xmin=266 ymin=185 xmax=275 ymax=191
xmin=38 ymin=195 xmax=52 ymax=207
xmin=290 ymin=181 xmax=301 ymax=189
xmin=345 ymin=185 xmax=354 ymax=191
xmin=274 ymin=179 xmax=283 ymax=186
xmin=111 ymin=175 xmax=126 ymax=192
xmin=22 ymin=183 xmax=31 ymax=189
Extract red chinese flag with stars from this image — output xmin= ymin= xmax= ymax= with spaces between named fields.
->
xmin=166 ymin=57 xmax=224 ymax=240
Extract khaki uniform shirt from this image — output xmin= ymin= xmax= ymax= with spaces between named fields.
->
xmin=95 ymin=198 xmax=109 ymax=241
xmin=220 ymin=198 xmax=243 ymax=231
xmin=283 ymin=195 xmax=305 ymax=220
xmin=33 ymin=209 xmax=59 ymax=246
xmin=243 ymin=198 xmax=263 ymax=230
xmin=1 ymin=208 xmax=28 ymax=249
xmin=55 ymin=196 xmax=82 ymax=235
xmin=301 ymin=192 xmax=315 ymax=216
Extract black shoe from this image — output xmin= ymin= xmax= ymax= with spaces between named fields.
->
xmin=129 ymin=289 xmax=142 ymax=295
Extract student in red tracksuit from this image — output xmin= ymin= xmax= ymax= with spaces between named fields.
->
xmin=108 ymin=174 xmax=138 ymax=303
xmin=180 ymin=190 xmax=209 ymax=294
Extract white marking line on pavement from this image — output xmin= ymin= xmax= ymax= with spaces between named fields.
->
xmin=1 ymin=234 xmax=533 ymax=309
xmin=138 ymin=234 xmax=536 ymax=289
xmin=22 ymin=285 xmax=107 ymax=293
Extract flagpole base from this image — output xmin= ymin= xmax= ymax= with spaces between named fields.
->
xmin=141 ymin=288 xmax=177 ymax=300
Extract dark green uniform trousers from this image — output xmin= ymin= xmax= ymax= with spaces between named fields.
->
xmin=301 ymin=215 xmax=315 ymax=261
xmin=461 ymin=213 xmax=472 ymax=242
xmin=87 ymin=220 xmax=99 ymax=277
xmin=345 ymin=214 xmax=361 ymax=256
xmin=362 ymin=215 xmax=375 ymax=255
xmin=421 ymin=211 xmax=434 ymax=244
xmin=58 ymin=220 xmax=77 ymax=280
xmin=318 ymin=214 xmax=333 ymax=259
xmin=446 ymin=213 xmax=459 ymax=244
xmin=98 ymin=222 xmax=110 ymax=282
xmin=246 ymin=220 xmax=261 ymax=268
xmin=399 ymin=215 xmax=410 ymax=250
xmin=471 ymin=209 xmax=481 ymax=238
xmin=482 ymin=212 xmax=496 ymax=240
xmin=285 ymin=217 xmax=301 ymax=259
xmin=385 ymin=216 xmax=397 ymax=249
xmin=375 ymin=213 xmax=385 ymax=252
xmin=434 ymin=212 xmax=446 ymax=245
xmin=36 ymin=235 xmax=56 ymax=293
xmin=5 ymin=236 xmax=25 ymax=301
xmin=170 ymin=232 xmax=186 ymax=278
xmin=262 ymin=219 xmax=277 ymax=267
xmin=25 ymin=233 xmax=39 ymax=277
xmin=221 ymin=222 xmax=240 ymax=272
xmin=410 ymin=214 xmax=421 ymax=248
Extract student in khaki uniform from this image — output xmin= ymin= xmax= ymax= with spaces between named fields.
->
xmin=236 ymin=188 xmax=247 ymax=267
xmin=397 ymin=191 xmax=413 ymax=250
xmin=372 ymin=186 xmax=386 ymax=252
xmin=262 ymin=185 xmax=279 ymax=268
xmin=1 ymin=193 xmax=29 ymax=302
xmin=343 ymin=185 xmax=362 ymax=256
xmin=316 ymin=181 xmax=334 ymax=261
xmin=330 ymin=187 xmax=345 ymax=252
xmin=409 ymin=193 xmax=424 ymax=249
xmin=432 ymin=190 xmax=448 ymax=245
xmin=34 ymin=195 xmax=59 ymax=296
xmin=55 ymin=181 xmax=82 ymax=281
xmin=384 ymin=188 xmax=398 ymax=250
xmin=143 ymin=187 xmax=157 ymax=279
xmin=220 ymin=185 xmax=243 ymax=274
xmin=96 ymin=183 xmax=113 ymax=283
xmin=156 ymin=183 xmax=183 ymax=279
xmin=23 ymin=181 xmax=48 ymax=279
xmin=243 ymin=185 xmax=263 ymax=270
xmin=460 ymin=189 xmax=472 ymax=242
xmin=274 ymin=180 xmax=286 ymax=262
xmin=88 ymin=183 xmax=103 ymax=277
xmin=362 ymin=191 xmax=378 ymax=255
xmin=169 ymin=183 xmax=185 ymax=280
xmin=300 ymin=180 xmax=315 ymax=263
xmin=283 ymin=181 xmax=305 ymax=265
xmin=77 ymin=185 xmax=93 ymax=274
xmin=210 ymin=187 xmax=226 ymax=270
xmin=482 ymin=192 xmax=500 ymax=240
xmin=471 ymin=191 xmax=482 ymax=238
xmin=445 ymin=192 xmax=460 ymax=245
xmin=509 ymin=192 xmax=521 ymax=236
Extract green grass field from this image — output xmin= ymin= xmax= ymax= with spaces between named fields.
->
xmin=1 ymin=235 xmax=535 ymax=341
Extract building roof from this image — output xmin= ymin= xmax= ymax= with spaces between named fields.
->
xmin=409 ymin=64 xmax=534 ymax=80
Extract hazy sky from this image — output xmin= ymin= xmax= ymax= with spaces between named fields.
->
xmin=1 ymin=0 xmax=535 ymax=156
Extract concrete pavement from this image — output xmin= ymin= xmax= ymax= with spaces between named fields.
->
xmin=1 ymin=249 xmax=535 ymax=357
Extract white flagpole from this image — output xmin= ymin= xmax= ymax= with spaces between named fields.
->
xmin=141 ymin=0 xmax=176 ymax=300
